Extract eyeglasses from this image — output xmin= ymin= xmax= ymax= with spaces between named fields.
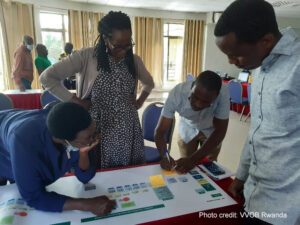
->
xmin=107 ymin=39 xmax=135 ymax=52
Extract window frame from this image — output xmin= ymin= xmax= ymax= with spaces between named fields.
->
xmin=34 ymin=7 xmax=68 ymax=64
xmin=163 ymin=21 xmax=184 ymax=82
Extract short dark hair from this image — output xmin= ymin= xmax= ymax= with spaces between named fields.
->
xmin=36 ymin=44 xmax=46 ymax=55
xmin=94 ymin=11 xmax=136 ymax=78
xmin=192 ymin=70 xmax=222 ymax=95
xmin=64 ymin=42 xmax=73 ymax=55
xmin=46 ymin=102 xmax=92 ymax=141
xmin=214 ymin=0 xmax=280 ymax=43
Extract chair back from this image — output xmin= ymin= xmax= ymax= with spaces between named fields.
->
xmin=141 ymin=102 xmax=175 ymax=151
xmin=0 ymin=93 xmax=13 ymax=110
xmin=247 ymin=83 xmax=251 ymax=103
xmin=40 ymin=91 xmax=60 ymax=107
xmin=228 ymin=80 xmax=243 ymax=104
xmin=186 ymin=74 xmax=195 ymax=81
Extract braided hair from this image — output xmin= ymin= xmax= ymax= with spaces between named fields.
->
xmin=93 ymin=11 xmax=136 ymax=78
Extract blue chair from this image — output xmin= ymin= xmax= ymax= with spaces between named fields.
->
xmin=142 ymin=102 xmax=175 ymax=163
xmin=245 ymin=83 xmax=251 ymax=122
xmin=0 ymin=93 xmax=13 ymax=185
xmin=40 ymin=91 xmax=60 ymax=107
xmin=0 ymin=93 xmax=13 ymax=110
xmin=228 ymin=80 xmax=248 ymax=121
xmin=186 ymin=74 xmax=195 ymax=81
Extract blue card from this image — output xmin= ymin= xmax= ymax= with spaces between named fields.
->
xmin=167 ymin=177 xmax=177 ymax=184
xmin=178 ymin=176 xmax=188 ymax=182
xmin=108 ymin=187 xmax=116 ymax=193
xmin=132 ymin=184 xmax=140 ymax=189
xmin=124 ymin=185 xmax=132 ymax=191
xmin=189 ymin=170 xmax=200 ymax=175
xmin=140 ymin=182 xmax=147 ymax=188
xmin=192 ymin=175 xmax=204 ymax=180
xmin=116 ymin=186 xmax=124 ymax=192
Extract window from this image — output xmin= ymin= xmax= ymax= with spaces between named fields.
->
xmin=39 ymin=12 xmax=68 ymax=64
xmin=163 ymin=23 xmax=184 ymax=85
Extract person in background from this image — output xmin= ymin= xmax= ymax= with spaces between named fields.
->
xmin=155 ymin=71 xmax=229 ymax=174
xmin=40 ymin=11 xmax=154 ymax=169
xmin=59 ymin=42 xmax=75 ymax=90
xmin=214 ymin=0 xmax=300 ymax=224
xmin=35 ymin=44 xmax=51 ymax=75
xmin=59 ymin=42 xmax=73 ymax=60
xmin=12 ymin=35 xmax=34 ymax=91
xmin=0 ymin=102 xmax=115 ymax=215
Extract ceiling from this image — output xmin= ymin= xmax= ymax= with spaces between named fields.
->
xmin=66 ymin=0 xmax=300 ymax=18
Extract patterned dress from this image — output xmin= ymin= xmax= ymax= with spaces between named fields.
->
xmin=90 ymin=56 xmax=145 ymax=169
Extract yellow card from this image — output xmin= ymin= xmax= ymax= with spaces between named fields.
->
xmin=149 ymin=174 xmax=166 ymax=188
xmin=162 ymin=169 xmax=178 ymax=176
xmin=197 ymin=179 xmax=208 ymax=184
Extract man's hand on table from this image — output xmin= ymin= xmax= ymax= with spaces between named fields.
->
xmin=160 ymin=155 xmax=176 ymax=171
xmin=228 ymin=178 xmax=244 ymax=198
xmin=83 ymin=196 xmax=115 ymax=216
xmin=175 ymin=157 xmax=197 ymax=174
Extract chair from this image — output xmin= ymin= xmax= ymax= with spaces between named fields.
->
xmin=186 ymin=74 xmax=195 ymax=81
xmin=244 ymin=83 xmax=251 ymax=122
xmin=0 ymin=93 xmax=13 ymax=110
xmin=40 ymin=91 xmax=60 ymax=107
xmin=141 ymin=102 xmax=175 ymax=163
xmin=0 ymin=93 xmax=13 ymax=185
xmin=228 ymin=80 xmax=248 ymax=121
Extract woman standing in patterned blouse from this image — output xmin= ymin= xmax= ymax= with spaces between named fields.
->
xmin=40 ymin=11 xmax=154 ymax=169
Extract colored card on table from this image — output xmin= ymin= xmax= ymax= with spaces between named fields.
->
xmin=124 ymin=185 xmax=132 ymax=191
xmin=108 ymin=187 xmax=116 ymax=193
xmin=201 ymin=183 xmax=216 ymax=191
xmin=189 ymin=170 xmax=200 ymax=175
xmin=116 ymin=186 xmax=124 ymax=192
xmin=178 ymin=176 xmax=188 ymax=182
xmin=153 ymin=186 xmax=174 ymax=201
xmin=197 ymin=179 xmax=208 ymax=184
xmin=84 ymin=183 xmax=96 ymax=191
xmin=140 ymin=182 xmax=147 ymax=188
xmin=167 ymin=177 xmax=177 ymax=184
xmin=162 ymin=169 xmax=178 ymax=176
xmin=195 ymin=188 xmax=206 ymax=194
xmin=149 ymin=174 xmax=166 ymax=188
xmin=192 ymin=175 xmax=204 ymax=180
xmin=132 ymin=184 xmax=140 ymax=189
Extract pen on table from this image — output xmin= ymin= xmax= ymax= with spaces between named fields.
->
xmin=163 ymin=147 xmax=177 ymax=171
xmin=163 ymin=146 xmax=171 ymax=163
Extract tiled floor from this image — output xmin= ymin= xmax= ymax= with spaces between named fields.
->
xmin=138 ymin=91 xmax=250 ymax=174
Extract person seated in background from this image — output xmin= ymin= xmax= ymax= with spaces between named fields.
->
xmin=0 ymin=102 xmax=115 ymax=215
xmin=155 ymin=71 xmax=230 ymax=174
xmin=11 ymin=35 xmax=34 ymax=91
xmin=35 ymin=44 xmax=51 ymax=75
xmin=59 ymin=42 xmax=76 ymax=90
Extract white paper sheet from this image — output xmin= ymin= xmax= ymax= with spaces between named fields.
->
xmin=0 ymin=164 xmax=236 ymax=225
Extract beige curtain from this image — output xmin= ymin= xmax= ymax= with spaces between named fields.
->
xmin=181 ymin=19 xmax=205 ymax=81
xmin=68 ymin=10 xmax=104 ymax=50
xmin=134 ymin=17 xmax=163 ymax=88
xmin=0 ymin=1 xmax=39 ymax=89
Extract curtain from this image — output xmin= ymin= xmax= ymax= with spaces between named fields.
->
xmin=181 ymin=19 xmax=205 ymax=81
xmin=0 ymin=1 xmax=39 ymax=89
xmin=68 ymin=10 xmax=104 ymax=50
xmin=134 ymin=17 xmax=163 ymax=88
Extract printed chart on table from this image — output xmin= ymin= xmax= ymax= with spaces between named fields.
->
xmin=0 ymin=164 xmax=236 ymax=225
